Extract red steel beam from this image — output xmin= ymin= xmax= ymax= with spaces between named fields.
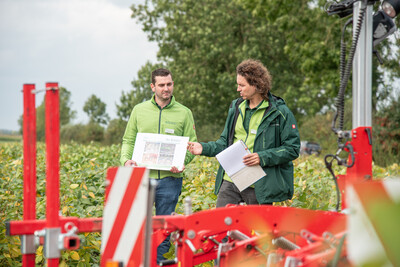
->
xmin=45 ymin=82 xmax=60 ymax=267
xmin=6 ymin=217 xmax=103 ymax=236
xmin=22 ymin=84 xmax=36 ymax=267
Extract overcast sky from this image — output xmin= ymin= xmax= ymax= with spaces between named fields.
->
xmin=0 ymin=0 xmax=158 ymax=131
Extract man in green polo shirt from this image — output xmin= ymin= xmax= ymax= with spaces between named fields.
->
xmin=188 ymin=59 xmax=300 ymax=207
xmin=120 ymin=68 xmax=197 ymax=263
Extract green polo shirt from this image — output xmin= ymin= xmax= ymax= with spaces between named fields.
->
xmin=223 ymin=100 xmax=268 ymax=184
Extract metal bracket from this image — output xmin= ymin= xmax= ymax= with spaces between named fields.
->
xmin=31 ymin=87 xmax=59 ymax=94
xmin=21 ymin=235 xmax=36 ymax=254
xmin=44 ymin=228 xmax=61 ymax=258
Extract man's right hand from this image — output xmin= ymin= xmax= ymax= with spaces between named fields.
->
xmin=124 ymin=160 xmax=137 ymax=167
xmin=187 ymin=142 xmax=203 ymax=155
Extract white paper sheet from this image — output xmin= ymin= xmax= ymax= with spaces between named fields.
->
xmin=216 ymin=140 xmax=250 ymax=177
xmin=132 ymin=133 xmax=189 ymax=171
xmin=216 ymin=140 xmax=266 ymax=191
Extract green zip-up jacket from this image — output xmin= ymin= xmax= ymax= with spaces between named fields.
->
xmin=120 ymin=95 xmax=197 ymax=179
xmin=201 ymin=92 xmax=300 ymax=203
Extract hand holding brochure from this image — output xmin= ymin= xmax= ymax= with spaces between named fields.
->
xmin=215 ymin=140 xmax=266 ymax=191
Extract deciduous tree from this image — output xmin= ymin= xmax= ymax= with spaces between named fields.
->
xmin=130 ymin=0 xmax=399 ymax=140
xmin=83 ymin=94 xmax=110 ymax=125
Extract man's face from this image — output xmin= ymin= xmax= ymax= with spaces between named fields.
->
xmin=237 ymin=74 xmax=257 ymax=100
xmin=151 ymin=75 xmax=174 ymax=103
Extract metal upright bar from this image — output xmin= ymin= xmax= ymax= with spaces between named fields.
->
xmin=143 ymin=179 xmax=157 ymax=267
xmin=45 ymin=82 xmax=60 ymax=267
xmin=339 ymin=1 xmax=374 ymax=210
xmin=351 ymin=1 xmax=373 ymax=178
xmin=353 ymin=1 xmax=373 ymax=128
xmin=22 ymin=84 xmax=36 ymax=267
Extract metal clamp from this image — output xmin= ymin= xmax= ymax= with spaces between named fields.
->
xmin=323 ymin=232 xmax=338 ymax=248
xmin=44 ymin=228 xmax=61 ymax=258
xmin=58 ymin=222 xmax=80 ymax=251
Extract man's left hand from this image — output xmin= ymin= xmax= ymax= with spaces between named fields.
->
xmin=170 ymin=165 xmax=185 ymax=173
xmin=243 ymin=153 xmax=260 ymax=166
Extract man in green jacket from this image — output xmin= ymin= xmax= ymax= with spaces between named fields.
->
xmin=188 ymin=59 xmax=300 ymax=207
xmin=120 ymin=68 xmax=197 ymax=263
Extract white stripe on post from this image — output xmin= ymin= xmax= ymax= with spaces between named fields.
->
xmin=101 ymin=167 xmax=133 ymax=253
xmin=114 ymin=169 xmax=149 ymax=264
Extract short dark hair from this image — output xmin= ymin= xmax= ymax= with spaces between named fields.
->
xmin=236 ymin=59 xmax=272 ymax=100
xmin=151 ymin=68 xmax=172 ymax=84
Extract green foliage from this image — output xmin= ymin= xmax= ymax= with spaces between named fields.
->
xmin=130 ymin=0 xmax=336 ymax=139
xmin=83 ymin=123 xmax=105 ymax=143
xmin=18 ymin=87 xmax=77 ymax=141
xmin=60 ymin=123 xmax=105 ymax=144
xmin=299 ymin=97 xmax=399 ymax=167
xmin=179 ymin=157 xmax=219 ymax=212
xmin=130 ymin=0 xmax=399 ymax=141
xmin=1 ymin=142 xmax=399 ymax=266
xmin=299 ymin=99 xmax=352 ymax=154
xmin=61 ymin=123 xmax=88 ymax=143
xmin=373 ymin=94 xmax=400 ymax=166
xmin=0 ymin=142 xmax=120 ymax=266
xmin=288 ymin=155 xmax=345 ymax=210
xmin=0 ymin=134 xmax=21 ymax=143
xmin=83 ymin=95 xmax=110 ymax=125
xmin=104 ymin=119 xmax=127 ymax=145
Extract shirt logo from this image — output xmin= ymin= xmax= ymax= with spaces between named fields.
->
xmin=292 ymin=124 xmax=296 ymax=129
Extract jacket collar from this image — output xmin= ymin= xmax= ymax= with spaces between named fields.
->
xmin=151 ymin=95 xmax=175 ymax=109
xmin=239 ymin=99 xmax=269 ymax=112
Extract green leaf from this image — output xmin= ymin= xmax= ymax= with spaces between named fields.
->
xmin=70 ymin=184 xmax=79 ymax=189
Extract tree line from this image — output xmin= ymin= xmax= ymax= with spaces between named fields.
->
xmin=19 ymin=0 xmax=399 ymax=166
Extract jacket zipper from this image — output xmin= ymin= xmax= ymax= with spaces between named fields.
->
xmin=158 ymin=108 xmax=162 ymax=179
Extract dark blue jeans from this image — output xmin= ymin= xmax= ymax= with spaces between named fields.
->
xmin=153 ymin=176 xmax=183 ymax=264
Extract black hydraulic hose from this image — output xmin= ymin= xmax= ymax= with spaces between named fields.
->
xmin=324 ymin=154 xmax=341 ymax=212
xmin=332 ymin=1 xmax=368 ymax=138
xmin=340 ymin=18 xmax=354 ymax=82
xmin=324 ymin=143 xmax=355 ymax=212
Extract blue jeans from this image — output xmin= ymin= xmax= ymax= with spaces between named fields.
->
xmin=153 ymin=176 xmax=183 ymax=264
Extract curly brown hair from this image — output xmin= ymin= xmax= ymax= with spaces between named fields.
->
xmin=236 ymin=59 xmax=272 ymax=100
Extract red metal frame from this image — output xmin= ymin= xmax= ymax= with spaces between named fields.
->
xmin=22 ymin=84 xmax=37 ymax=266
xmin=7 ymin=83 xmax=103 ymax=267
xmin=337 ymin=126 xmax=372 ymax=210
xmin=7 ymin=217 xmax=103 ymax=236
xmin=45 ymin=82 xmax=60 ymax=267
xmin=145 ymin=129 xmax=373 ymax=266
xmin=149 ymin=205 xmax=346 ymax=266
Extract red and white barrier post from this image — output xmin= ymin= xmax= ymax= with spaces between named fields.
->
xmin=101 ymin=167 xmax=155 ymax=267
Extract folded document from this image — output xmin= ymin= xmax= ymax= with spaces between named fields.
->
xmin=216 ymin=140 xmax=266 ymax=191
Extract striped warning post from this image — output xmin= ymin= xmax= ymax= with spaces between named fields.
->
xmin=101 ymin=167 xmax=150 ymax=267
